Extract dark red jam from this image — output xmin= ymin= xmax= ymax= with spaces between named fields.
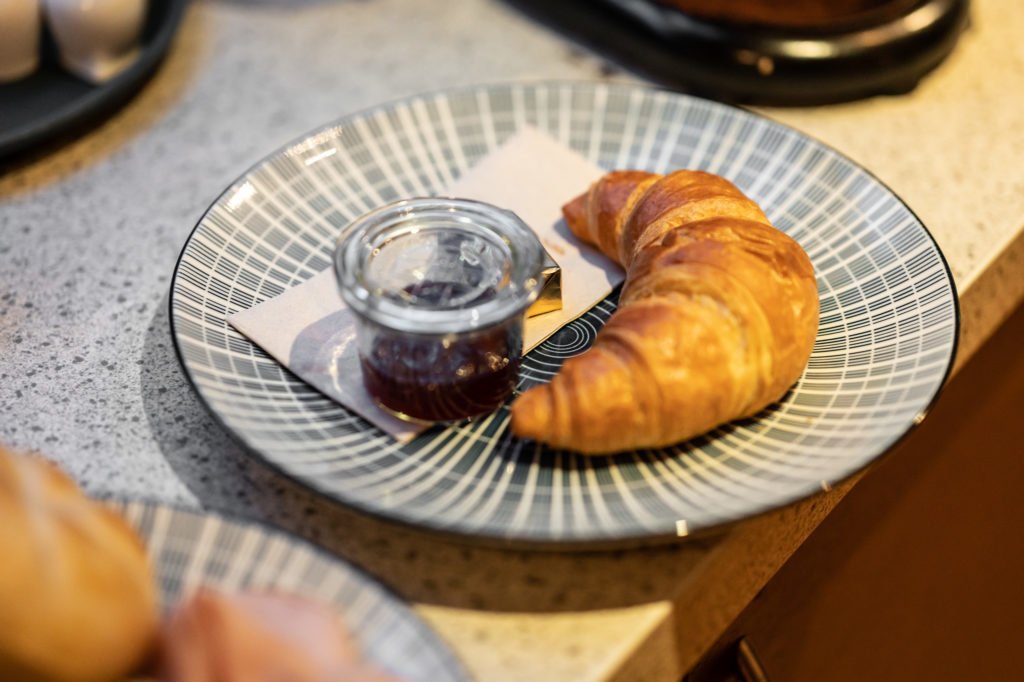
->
xmin=359 ymin=282 xmax=523 ymax=421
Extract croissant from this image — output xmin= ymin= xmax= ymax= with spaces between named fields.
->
xmin=510 ymin=169 xmax=819 ymax=454
xmin=0 ymin=446 xmax=158 ymax=681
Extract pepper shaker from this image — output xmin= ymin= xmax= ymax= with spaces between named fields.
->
xmin=0 ymin=0 xmax=41 ymax=82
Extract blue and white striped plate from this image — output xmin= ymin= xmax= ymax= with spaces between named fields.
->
xmin=170 ymin=82 xmax=958 ymax=547
xmin=113 ymin=501 xmax=469 ymax=680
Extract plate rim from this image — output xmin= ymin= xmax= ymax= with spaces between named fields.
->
xmin=168 ymin=79 xmax=961 ymax=549
xmin=106 ymin=496 xmax=472 ymax=680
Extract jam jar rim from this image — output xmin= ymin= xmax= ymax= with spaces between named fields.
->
xmin=334 ymin=197 xmax=544 ymax=335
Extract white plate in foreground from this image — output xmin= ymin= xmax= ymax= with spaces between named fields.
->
xmin=115 ymin=501 xmax=469 ymax=680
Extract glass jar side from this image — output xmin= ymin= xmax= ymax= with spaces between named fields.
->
xmin=354 ymin=314 xmax=525 ymax=422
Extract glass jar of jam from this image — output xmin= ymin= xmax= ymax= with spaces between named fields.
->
xmin=335 ymin=198 xmax=544 ymax=422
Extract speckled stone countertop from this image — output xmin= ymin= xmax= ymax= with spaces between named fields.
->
xmin=1 ymin=0 xmax=1022 ymax=680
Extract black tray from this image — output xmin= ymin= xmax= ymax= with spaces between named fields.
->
xmin=506 ymin=0 xmax=970 ymax=105
xmin=0 ymin=0 xmax=188 ymax=160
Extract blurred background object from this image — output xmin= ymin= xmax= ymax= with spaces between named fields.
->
xmin=0 ymin=0 xmax=185 ymax=160
xmin=657 ymin=0 xmax=920 ymax=28
xmin=0 ymin=0 xmax=41 ymax=83
xmin=45 ymin=0 xmax=148 ymax=84
xmin=505 ymin=0 xmax=970 ymax=104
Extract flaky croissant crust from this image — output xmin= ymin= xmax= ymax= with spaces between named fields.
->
xmin=510 ymin=169 xmax=819 ymax=454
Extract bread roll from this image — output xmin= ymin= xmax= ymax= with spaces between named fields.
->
xmin=0 ymin=447 xmax=158 ymax=681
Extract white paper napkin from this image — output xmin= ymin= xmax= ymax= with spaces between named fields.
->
xmin=228 ymin=128 xmax=623 ymax=442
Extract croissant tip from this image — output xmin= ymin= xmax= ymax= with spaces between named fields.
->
xmin=561 ymin=193 xmax=588 ymax=235
xmin=509 ymin=388 xmax=550 ymax=442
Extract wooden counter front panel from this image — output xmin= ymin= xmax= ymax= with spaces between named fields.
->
xmin=690 ymin=302 xmax=1024 ymax=682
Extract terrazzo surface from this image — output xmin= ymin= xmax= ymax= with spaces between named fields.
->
xmin=1 ymin=0 xmax=1022 ymax=679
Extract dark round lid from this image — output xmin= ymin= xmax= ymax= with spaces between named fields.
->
xmin=507 ymin=0 xmax=970 ymax=105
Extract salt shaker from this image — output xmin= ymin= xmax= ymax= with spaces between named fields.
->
xmin=44 ymin=0 xmax=147 ymax=83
